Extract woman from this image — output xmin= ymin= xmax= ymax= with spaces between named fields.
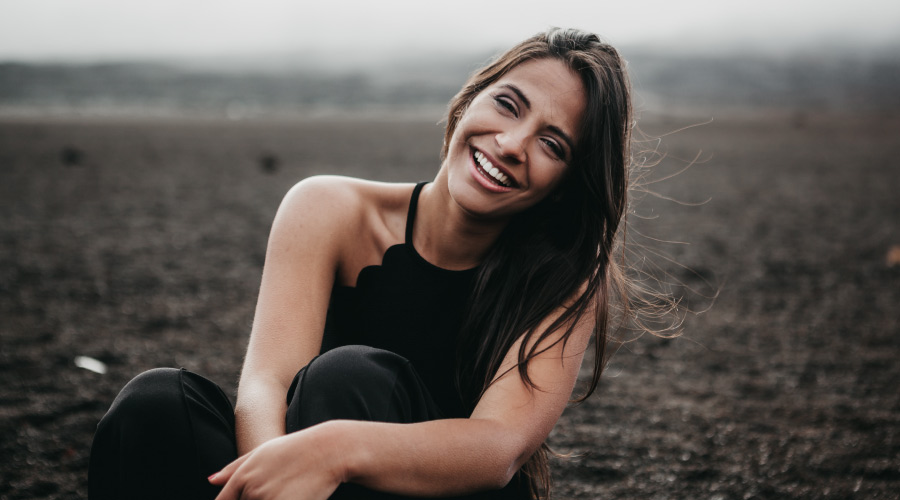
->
xmin=89 ymin=27 xmax=634 ymax=500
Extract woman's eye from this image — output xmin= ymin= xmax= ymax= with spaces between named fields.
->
xmin=494 ymin=96 xmax=517 ymax=116
xmin=543 ymin=139 xmax=564 ymax=159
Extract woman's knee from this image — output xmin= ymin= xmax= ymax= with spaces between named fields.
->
xmin=97 ymin=367 xmax=187 ymax=433
xmin=285 ymin=345 xmax=420 ymax=430
xmin=310 ymin=345 xmax=410 ymax=386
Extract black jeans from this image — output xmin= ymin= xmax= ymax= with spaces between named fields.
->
xmin=88 ymin=345 xmax=525 ymax=500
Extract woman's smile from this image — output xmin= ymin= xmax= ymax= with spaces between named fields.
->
xmin=470 ymin=147 xmax=516 ymax=192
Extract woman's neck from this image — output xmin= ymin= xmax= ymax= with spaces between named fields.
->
xmin=412 ymin=182 xmax=508 ymax=270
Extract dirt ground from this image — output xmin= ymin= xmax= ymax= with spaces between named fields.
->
xmin=1 ymin=111 xmax=898 ymax=499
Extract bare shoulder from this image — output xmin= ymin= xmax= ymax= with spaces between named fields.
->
xmin=273 ymin=177 xmax=416 ymax=277
xmin=279 ymin=175 xmax=414 ymax=230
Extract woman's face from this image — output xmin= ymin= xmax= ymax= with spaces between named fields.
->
xmin=443 ymin=57 xmax=586 ymax=220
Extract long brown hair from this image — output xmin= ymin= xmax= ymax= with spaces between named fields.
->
xmin=444 ymin=28 xmax=633 ymax=498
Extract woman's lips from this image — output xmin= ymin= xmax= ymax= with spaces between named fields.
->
xmin=473 ymin=150 xmax=511 ymax=186
xmin=469 ymin=147 xmax=517 ymax=192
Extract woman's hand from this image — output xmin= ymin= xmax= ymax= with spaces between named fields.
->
xmin=210 ymin=429 xmax=344 ymax=500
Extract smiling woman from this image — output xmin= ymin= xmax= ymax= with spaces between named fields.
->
xmin=443 ymin=58 xmax=585 ymax=214
xmin=88 ymin=28 xmax=640 ymax=500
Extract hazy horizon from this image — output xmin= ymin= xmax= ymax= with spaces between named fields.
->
xmin=2 ymin=0 xmax=899 ymax=64
xmin=3 ymin=1 xmax=898 ymax=120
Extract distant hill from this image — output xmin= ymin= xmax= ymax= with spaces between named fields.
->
xmin=1 ymin=50 xmax=898 ymax=119
xmin=627 ymin=50 xmax=900 ymax=115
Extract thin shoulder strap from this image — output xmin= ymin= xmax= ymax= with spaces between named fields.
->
xmin=405 ymin=182 xmax=428 ymax=245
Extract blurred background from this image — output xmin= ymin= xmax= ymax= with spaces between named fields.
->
xmin=2 ymin=0 xmax=899 ymax=119
xmin=2 ymin=1 xmax=899 ymax=499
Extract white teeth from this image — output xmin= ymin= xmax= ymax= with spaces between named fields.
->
xmin=473 ymin=150 xmax=510 ymax=187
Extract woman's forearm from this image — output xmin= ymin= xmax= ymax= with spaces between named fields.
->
xmin=234 ymin=378 xmax=289 ymax=455
xmin=322 ymin=417 xmax=530 ymax=496
xmin=211 ymin=414 xmax=530 ymax=500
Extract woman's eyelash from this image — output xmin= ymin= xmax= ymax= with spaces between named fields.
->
xmin=543 ymin=139 xmax=563 ymax=158
xmin=495 ymin=96 xmax=516 ymax=115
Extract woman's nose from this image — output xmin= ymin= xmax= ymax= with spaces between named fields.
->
xmin=495 ymin=130 xmax=526 ymax=163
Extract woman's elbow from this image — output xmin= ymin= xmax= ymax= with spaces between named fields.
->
xmin=482 ymin=439 xmax=535 ymax=491
xmin=478 ymin=460 xmax=523 ymax=492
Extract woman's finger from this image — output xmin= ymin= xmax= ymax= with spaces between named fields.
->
xmin=213 ymin=475 xmax=244 ymax=500
xmin=209 ymin=453 xmax=249 ymax=485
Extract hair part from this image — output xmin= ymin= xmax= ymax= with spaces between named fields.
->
xmin=446 ymin=28 xmax=635 ymax=499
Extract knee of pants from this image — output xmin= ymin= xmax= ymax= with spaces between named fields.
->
xmin=286 ymin=345 xmax=430 ymax=431
xmin=96 ymin=367 xmax=188 ymax=438
xmin=309 ymin=345 xmax=411 ymax=387
xmin=91 ymin=368 xmax=236 ymax=496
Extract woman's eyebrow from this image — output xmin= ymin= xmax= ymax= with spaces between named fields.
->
xmin=548 ymin=125 xmax=575 ymax=155
xmin=500 ymin=83 xmax=531 ymax=110
xmin=500 ymin=83 xmax=575 ymax=154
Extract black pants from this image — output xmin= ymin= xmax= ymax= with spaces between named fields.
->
xmin=89 ymin=345 xmax=525 ymax=500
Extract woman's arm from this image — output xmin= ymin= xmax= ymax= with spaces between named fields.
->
xmin=348 ymin=322 xmax=589 ymax=495
xmin=214 ymin=299 xmax=594 ymax=498
xmin=234 ymin=176 xmax=358 ymax=455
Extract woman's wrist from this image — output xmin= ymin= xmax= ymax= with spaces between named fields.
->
xmin=296 ymin=420 xmax=361 ymax=485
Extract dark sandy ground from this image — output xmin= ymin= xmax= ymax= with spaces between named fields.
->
xmin=1 ymin=111 xmax=898 ymax=499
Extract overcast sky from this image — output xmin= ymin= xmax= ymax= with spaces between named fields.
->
xmin=2 ymin=0 xmax=899 ymax=62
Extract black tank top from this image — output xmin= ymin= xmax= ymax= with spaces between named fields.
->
xmin=321 ymin=182 xmax=476 ymax=418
